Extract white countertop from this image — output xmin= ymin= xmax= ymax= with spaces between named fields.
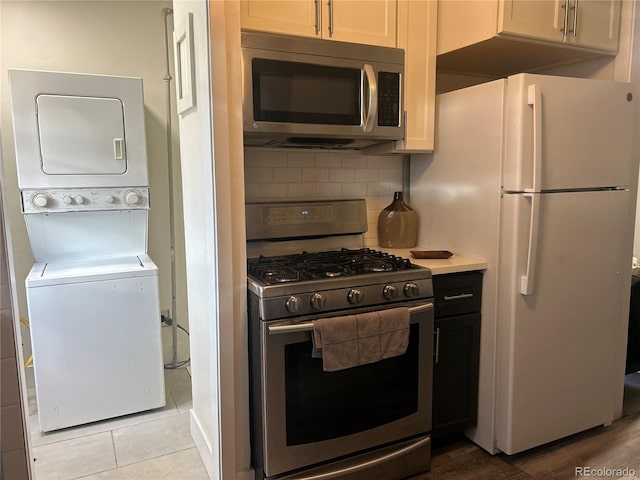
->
xmin=378 ymin=248 xmax=487 ymax=275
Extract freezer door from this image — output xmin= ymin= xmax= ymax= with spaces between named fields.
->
xmin=503 ymin=74 xmax=638 ymax=191
xmin=497 ymin=189 xmax=632 ymax=454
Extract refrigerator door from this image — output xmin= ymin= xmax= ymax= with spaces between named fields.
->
xmin=503 ymin=74 xmax=637 ymax=192
xmin=496 ymin=189 xmax=632 ymax=454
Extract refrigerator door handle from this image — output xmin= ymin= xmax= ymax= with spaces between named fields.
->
xmin=525 ymin=85 xmax=543 ymax=193
xmin=521 ymin=193 xmax=541 ymax=295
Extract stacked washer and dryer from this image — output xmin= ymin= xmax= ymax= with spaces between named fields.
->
xmin=9 ymin=69 xmax=165 ymax=432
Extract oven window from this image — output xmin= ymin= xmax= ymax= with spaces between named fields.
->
xmin=252 ymin=59 xmax=361 ymax=125
xmin=284 ymin=324 xmax=419 ymax=446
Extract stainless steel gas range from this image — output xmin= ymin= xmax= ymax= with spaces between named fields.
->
xmin=246 ymin=199 xmax=434 ymax=480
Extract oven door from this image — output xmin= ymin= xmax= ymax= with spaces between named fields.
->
xmin=259 ymin=301 xmax=433 ymax=478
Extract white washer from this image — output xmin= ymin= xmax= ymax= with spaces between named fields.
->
xmin=26 ymin=255 xmax=164 ymax=432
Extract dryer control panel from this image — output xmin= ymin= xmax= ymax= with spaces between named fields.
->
xmin=21 ymin=187 xmax=150 ymax=214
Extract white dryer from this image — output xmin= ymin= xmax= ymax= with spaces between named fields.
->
xmin=9 ymin=69 xmax=165 ymax=431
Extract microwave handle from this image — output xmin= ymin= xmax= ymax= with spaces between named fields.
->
xmin=363 ymin=64 xmax=378 ymax=133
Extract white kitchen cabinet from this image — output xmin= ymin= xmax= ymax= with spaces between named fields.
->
xmin=562 ymin=0 xmax=620 ymax=51
xmin=241 ymin=0 xmax=436 ymax=153
xmin=240 ymin=0 xmax=397 ymax=47
xmin=366 ymin=0 xmax=437 ymax=153
xmin=437 ymin=0 xmax=620 ymax=76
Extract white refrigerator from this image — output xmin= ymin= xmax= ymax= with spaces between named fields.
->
xmin=410 ymin=74 xmax=639 ymax=455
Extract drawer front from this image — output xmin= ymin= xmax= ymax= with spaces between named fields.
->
xmin=433 ymin=271 xmax=483 ymax=318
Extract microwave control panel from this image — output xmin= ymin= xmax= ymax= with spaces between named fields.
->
xmin=377 ymin=72 xmax=401 ymax=127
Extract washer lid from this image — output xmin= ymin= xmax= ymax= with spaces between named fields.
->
xmin=26 ymin=254 xmax=157 ymax=287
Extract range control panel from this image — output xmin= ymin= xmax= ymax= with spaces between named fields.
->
xmin=21 ymin=187 xmax=150 ymax=213
xmin=263 ymin=205 xmax=334 ymax=226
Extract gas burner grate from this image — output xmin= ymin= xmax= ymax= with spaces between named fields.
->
xmin=248 ymin=248 xmax=417 ymax=285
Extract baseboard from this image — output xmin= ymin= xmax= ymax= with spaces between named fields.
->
xmin=190 ymin=409 xmax=218 ymax=479
xmin=236 ymin=468 xmax=255 ymax=480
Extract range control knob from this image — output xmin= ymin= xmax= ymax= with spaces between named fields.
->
xmin=404 ymin=283 xmax=420 ymax=298
xmin=383 ymin=285 xmax=399 ymax=300
xmin=310 ymin=293 xmax=326 ymax=310
xmin=63 ymin=195 xmax=73 ymax=205
xmin=347 ymin=289 xmax=364 ymax=304
xmin=74 ymin=195 xmax=85 ymax=204
xmin=285 ymin=296 xmax=302 ymax=314
xmin=31 ymin=192 xmax=51 ymax=208
xmin=124 ymin=190 xmax=142 ymax=206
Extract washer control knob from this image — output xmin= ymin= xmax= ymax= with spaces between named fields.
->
xmin=63 ymin=195 xmax=73 ymax=205
xmin=105 ymin=195 xmax=115 ymax=204
xmin=310 ymin=293 xmax=326 ymax=310
xmin=74 ymin=195 xmax=85 ymax=204
xmin=404 ymin=283 xmax=420 ymax=298
xmin=383 ymin=285 xmax=399 ymax=300
xmin=347 ymin=288 xmax=364 ymax=304
xmin=285 ymin=296 xmax=302 ymax=314
xmin=124 ymin=190 xmax=141 ymax=206
xmin=31 ymin=192 xmax=51 ymax=208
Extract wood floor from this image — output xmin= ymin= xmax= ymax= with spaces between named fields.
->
xmin=413 ymin=373 xmax=640 ymax=480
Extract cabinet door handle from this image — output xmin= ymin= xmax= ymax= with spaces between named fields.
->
xmin=328 ymin=0 xmax=334 ymax=36
xmin=571 ymin=0 xmax=579 ymax=37
xmin=443 ymin=293 xmax=473 ymax=302
xmin=560 ymin=0 xmax=569 ymax=35
xmin=314 ymin=0 xmax=321 ymax=35
xmin=434 ymin=327 xmax=440 ymax=364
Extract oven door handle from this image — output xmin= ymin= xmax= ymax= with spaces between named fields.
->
xmin=290 ymin=435 xmax=431 ymax=480
xmin=267 ymin=302 xmax=433 ymax=335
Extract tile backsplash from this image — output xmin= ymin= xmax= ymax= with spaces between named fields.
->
xmin=244 ymin=149 xmax=404 ymax=247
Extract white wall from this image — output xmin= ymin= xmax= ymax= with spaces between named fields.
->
xmin=171 ymin=1 xmax=221 ymax=478
xmin=173 ymin=1 xmax=253 ymax=479
xmin=0 ymin=0 xmax=189 ymax=368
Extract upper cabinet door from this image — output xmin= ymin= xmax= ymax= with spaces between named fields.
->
xmin=240 ymin=0 xmax=320 ymax=39
xmin=563 ymin=0 xmax=620 ymax=52
xmin=323 ymin=0 xmax=397 ymax=47
xmin=499 ymin=0 xmax=565 ymax=43
xmin=239 ymin=0 xmax=397 ymax=47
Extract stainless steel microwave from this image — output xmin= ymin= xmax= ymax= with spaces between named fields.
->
xmin=241 ymin=31 xmax=405 ymax=149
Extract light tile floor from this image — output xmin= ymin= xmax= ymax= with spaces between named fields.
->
xmin=29 ymin=369 xmax=640 ymax=480
xmin=28 ymin=366 xmax=208 ymax=480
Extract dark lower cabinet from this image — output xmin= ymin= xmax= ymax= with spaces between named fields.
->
xmin=431 ymin=271 xmax=482 ymax=438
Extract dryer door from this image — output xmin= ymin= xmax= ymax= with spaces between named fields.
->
xmin=37 ymin=95 xmax=127 ymax=175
